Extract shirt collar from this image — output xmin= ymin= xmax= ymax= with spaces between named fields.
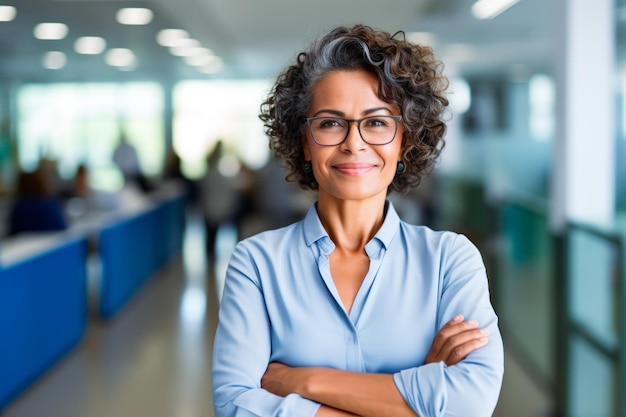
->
xmin=302 ymin=200 xmax=400 ymax=252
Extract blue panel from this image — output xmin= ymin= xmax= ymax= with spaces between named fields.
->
xmin=99 ymin=210 xmax=156 ymax=318
xmin=98 ymin=196 xmax=186 ymax=319
xmin=0 ymin=238 xmax=87 ymax=410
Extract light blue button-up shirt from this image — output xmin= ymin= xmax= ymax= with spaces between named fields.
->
xmin=212 ymin=202 xmax=504 ymax=417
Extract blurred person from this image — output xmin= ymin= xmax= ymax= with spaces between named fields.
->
xmin=164 ymin=149 xmax=198 ymax=207
xmin=112 ymin=133 xmax=152 ymax=193
xmin=71 ymin=163 xmax=90 ymax=199
xmin=231 ymin=160 xmax=261 ymax=240
xmin=58 ymin=163 xmax=90 ymax=200
xmin=212 ymin=24 xmax=503 ymax=417
xmin=37 ymin=157 xmax=63 ymax=197
xmin=8 ymin=166 xmax=67 ymax=235
xmin=255 ymin=155 xmax=311 ymax=230
xmin=58 ymin=163 xmax=123 ymax=218
xmin=58 ymin=163 xmax=91 ymax=219
xmin=199 ymin=140 xmax=240 ymax=261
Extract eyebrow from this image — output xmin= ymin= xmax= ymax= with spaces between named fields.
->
xmin=311 ymin=106 xmax=393 ymax=118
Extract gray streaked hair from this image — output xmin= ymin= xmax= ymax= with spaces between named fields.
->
xmin=259 ymin=24 xmax=449 ymax=194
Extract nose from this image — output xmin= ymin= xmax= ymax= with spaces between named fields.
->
xmin=340 ymin=120 xmax=367 ymax=151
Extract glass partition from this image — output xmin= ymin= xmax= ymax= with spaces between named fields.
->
xmin=497 ymin=203 xmax=555 ymax=381
xmin=565 ymin=225 xmax=623 ymax=416
xmin=569 ymin=333 xmax=615 ymax=417
xmin=568 ymin=229 xmax=619 ymax=349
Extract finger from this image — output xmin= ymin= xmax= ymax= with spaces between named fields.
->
xmin=439 ymin=317 xmax=480 ymax=340
xmin=427 ymin=326 xmax=486 ymax=363
xmin=438 ymin=327 xmax=488 ymax=358
xmin=444 ymin=331 xmax=490 ymax=365
xmin=430 ymin=319 xmax=480 ymax=356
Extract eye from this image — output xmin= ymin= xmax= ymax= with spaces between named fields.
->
xmin=362 ymin=116 xmax=391 ymax=128
xmin=316 ymin=118 xmax=345 ymax=129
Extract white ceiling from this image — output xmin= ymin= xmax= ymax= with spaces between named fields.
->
xmin=0 ymin=0 xmax=556 ymax=83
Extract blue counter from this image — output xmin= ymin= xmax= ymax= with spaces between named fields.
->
xmin=0 ymin=186 xmax=187 ymax=410
xmin=0 ymin=236 xmax=87 ymax=410
xmin=98 ymin=193 xmax=186 ymax=318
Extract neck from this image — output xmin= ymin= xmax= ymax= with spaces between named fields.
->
xmin=316 ymin=194 xmax=387 ymax=252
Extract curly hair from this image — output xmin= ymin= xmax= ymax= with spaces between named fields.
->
xmin=259 ymin=24 xmax=449 ymax=194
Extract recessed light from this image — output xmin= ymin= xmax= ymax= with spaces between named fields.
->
xmin=74 ymin=36 xmax=107 ymax=55
xmin=0 ymin=5 xmax=17 ymax=22
xmin=169 ymin=39 xmax=202 ymax=57
xmin=105 ymin=48 xmax=136 ymax=68
xmin=156 ymin=29 xmax=189 ymax=47
xmin=184 ymin=54 xmax=220 ymax=67
xmin=116 ymin=8 xmax=153 ymax=25
xmin=42 ymin=51 xmax=66 ymax=69
xmin=34 ymin=23 xmax=68 ymax=40
xmin=471 ymin=0 xmax=520 ymax=20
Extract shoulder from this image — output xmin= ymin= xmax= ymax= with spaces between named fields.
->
xmin=234 ymin=221 xmax=303 ymax=256
xmin=397 ymin=222 xmax=482 ymax=263
xmin=226 ymin=221 xmax=305 ymax=286
xmin=397 ymin=221 xmax=463 ymax=247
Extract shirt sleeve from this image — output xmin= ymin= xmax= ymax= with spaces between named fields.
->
xmin=393 ymin=234 xmax=504 ymax=417
xmin=212 ymin=242 xmax=321 ymax=417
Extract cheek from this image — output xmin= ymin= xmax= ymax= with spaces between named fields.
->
xmin=387 ymin=143 xmax=404 ymax=164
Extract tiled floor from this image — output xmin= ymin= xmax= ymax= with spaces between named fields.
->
xmin=3 ymin=214 xmax=553 ymax=417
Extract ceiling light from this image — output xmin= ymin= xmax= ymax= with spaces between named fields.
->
xmin=116 ymin=8 xmax=153 ymax=25
xmin=188 ymin=47 xmax=214 ymax=57
xmin=471 ymin=0 xmax=520 ymax=20
xmin=156 ymin=29 xmax=189 ymax=47
xmin=169 ymin=38 xmax=202 ymax=57
xmin=42 ymin=51 xmax=66 ymax=70
xmin=0 ymin=5 xmax=17 ymax=22
xmin=34 ymin=23 xmax=69 ymax=40
xmin=184 ymin=54 xmax=220 ymax=67
xmin=74 ymin=36 xmax=106 ymax=55
xmin=105 ymin=48 xmax=136 ymax=68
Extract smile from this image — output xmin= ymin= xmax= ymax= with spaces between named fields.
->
xmin=332 ymin=162 xmax=377 ymax=176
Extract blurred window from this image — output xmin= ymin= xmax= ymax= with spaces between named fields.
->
xmin=17 ymin=82 xmax=164 ymax=191
xmin=529 ymin=74 xmax=555 ymax=141
xmin=173 ymin=80 xmax=271 ymax=179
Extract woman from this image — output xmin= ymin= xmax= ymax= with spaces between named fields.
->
xmin=9 ymin=167 xmax=67 ymax=236
xmin=212 ymin=24 xmax=503 ymax=417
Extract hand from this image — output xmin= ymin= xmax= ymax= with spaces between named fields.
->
xmin=261 ymin=362 xmax=307 ymax=397
xmin=425 ymin=314 xmax=489 ymax=366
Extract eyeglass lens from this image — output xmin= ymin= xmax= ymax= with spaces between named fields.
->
xmin=308 ymin=116 xmax=399 ymax=146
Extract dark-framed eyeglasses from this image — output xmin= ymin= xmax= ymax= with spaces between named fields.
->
xmin=306 ymin=115 xmax=402 ymax=146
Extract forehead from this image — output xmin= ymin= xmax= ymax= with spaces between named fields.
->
xmin=309 ymin=69 xmax=386 ymax=110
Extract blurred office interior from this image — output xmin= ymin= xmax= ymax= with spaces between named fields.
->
xmin=0 ymin=0 xmax=625 ymax=416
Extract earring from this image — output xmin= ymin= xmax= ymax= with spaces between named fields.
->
xmin=397 ymin=161 xmax=406 ymax=173
xmin=303 ymin=160 xmax=312 ymax=173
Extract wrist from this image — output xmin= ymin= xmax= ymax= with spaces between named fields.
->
xmin=301 ymin=367 xmax=324 ymax=398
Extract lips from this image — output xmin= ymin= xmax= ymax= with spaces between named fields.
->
xmin=332 ymin=162 xmax=377 ymax=176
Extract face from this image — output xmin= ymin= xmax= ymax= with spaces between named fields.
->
xmin=303 ymin=69 xmax=403 ymax=203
